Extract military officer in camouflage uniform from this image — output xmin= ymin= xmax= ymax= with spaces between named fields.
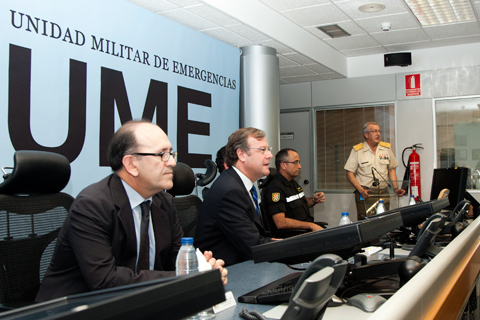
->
xmin=344 ymin=122 xmax=405 ymax=220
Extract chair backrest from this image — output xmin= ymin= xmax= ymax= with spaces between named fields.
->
xmin=167 ymin=162 xmax=202 ymax=238
xmin=0 ymin=151 xmax=74 ymax=306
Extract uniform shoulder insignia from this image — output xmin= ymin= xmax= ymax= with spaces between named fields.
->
xmin=272 ymin=193 xmax=280 ymax=202
xmin=379 ymin=141 xmax=391 ymax=148
xmin=353 ymin=143 xmax=364 ymax=151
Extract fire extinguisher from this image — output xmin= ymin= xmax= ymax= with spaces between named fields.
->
xmin=402 ymin=143 xmax=424 ymax=199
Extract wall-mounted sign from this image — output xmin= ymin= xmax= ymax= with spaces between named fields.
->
xmin=281 ymin=132 xmax=294 ymax=140
xmin=406 ymin=74 xmax=421 ymax=96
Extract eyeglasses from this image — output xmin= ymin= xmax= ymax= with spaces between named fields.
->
xmin=284 ymin=160 xmax=301 ymax=165
xmin=368 ymin=130 xmax=381 ymax=134
xmin=131 ymin=151 xmax=178 ymax=162
xmin=247 ymin=147 xmax=273 ymax=154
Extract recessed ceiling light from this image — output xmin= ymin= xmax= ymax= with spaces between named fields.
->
xmin=404 ymin=0 xmax=476 ymax=26
xmin=358 ymin=3 xmax=386 ymax=13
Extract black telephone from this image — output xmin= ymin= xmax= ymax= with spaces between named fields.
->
xmin=281 ymin=254 xmax=348 ymax=320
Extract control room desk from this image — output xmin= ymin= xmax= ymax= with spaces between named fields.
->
xmin=215 ymin=215 xmax=480 ymax=320
xmin=215 ymin=260 xmax=370 ymax=320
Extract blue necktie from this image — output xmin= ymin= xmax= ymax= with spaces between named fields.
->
xmin=250 ymin=186 xmax=262 ymax=223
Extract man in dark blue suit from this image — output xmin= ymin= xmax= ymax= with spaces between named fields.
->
xmin=195 ymin=127 xmax=274 ymax=266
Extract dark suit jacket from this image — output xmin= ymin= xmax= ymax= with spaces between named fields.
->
xmin=36 ymin=174 xmax=183 ymax=302
xmin=195 ymin=167 xmax=271 ymax=266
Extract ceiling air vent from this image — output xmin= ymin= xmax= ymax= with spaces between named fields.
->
xmin=317 ymin=24 xmax=350 ymax=38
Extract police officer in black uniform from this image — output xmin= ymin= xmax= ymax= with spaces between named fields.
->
xmin=262 ymin=148 xmax=325 ymax=232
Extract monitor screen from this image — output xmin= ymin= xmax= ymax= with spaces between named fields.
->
xmin=0 ymin=270 xmax=224 ymax=320
xmin=252 ymin=212 xmax=404 ymax=265
xmin=430 ymin=167 xmax=468 ymax=210
xmin=375 ymin=197 xmax=449 ymax=227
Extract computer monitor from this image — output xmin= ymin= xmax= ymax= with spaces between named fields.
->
xmin=465 ymin=190 xmax=480 ymax=219
xmin=430 ymin=167 xmax=468 ymax=210
xmin=252 ymin=212 xmax=404 ymax=265
xmin=0 ymin=270 xmax=224 ymax=320
xmin=375 ymin=197 xmax=449 ymax=227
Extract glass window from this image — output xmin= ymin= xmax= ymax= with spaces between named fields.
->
xmin=315 ymin=104 xmax=395 ymax=191
xmin=435 ymin=96 xmax=480 ymax=189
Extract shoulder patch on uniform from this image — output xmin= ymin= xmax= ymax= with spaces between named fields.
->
xmin=272 ymin=193 xmax=280 ymax=202
xmin=353 ymin=143 xmax=364 ymax=151
xmin=379 ymin=141 xmax=390 ymax=148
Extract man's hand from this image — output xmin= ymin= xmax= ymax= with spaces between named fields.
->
xmin=360 ymin=188 xmax=371 ymax=199
xmin=313 ymin=192 xmax=326 ymax=204
xmin=203 ymin=251 xmax=228 ymax=286
xmin=395 ymin=188 xmax=406 ymax=197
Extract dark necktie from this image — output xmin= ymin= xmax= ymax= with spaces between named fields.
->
xmin=250 ymin=186 xmax=262 ymax=223
xmin=137 ymin=200 xmax=151 ymax=273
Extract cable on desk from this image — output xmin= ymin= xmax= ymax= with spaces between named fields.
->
xmin=285 ymin=264 xmax=308 ymax=271
xmin=239 ymin=308 xmax=268 ymax=320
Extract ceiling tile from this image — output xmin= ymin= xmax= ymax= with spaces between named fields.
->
xmin=157 ymin=8 xmax=218 ymax=30
xmin=423 ymin=21 xmax=480 ymax=40
xmin=185 ymin=4 xmax=239 ymax=26
xmin=384 ymin=41 xmax=433 ymax=52
xmin=340 ymin=46 xmax=387 ymax=57
xmin=431 ymin=35 xmax=480 ymax=48
xmin=166 ymin=0 xmax=201 ymax=7
xmin=354 ymin=13 xmax=420 ymax=33
xmin=127 ymin=0 xmax=178 ymax=12
xmin=281 ymin=3 xmax=350 ymax=27
xmin=256 ymin=40 xmax=296 ymax=54
xmin=371 ymin=28 xmax=428 ymax=45
xmin=280 ymin=65 xmax=317 ymax=77
xmin=303 ymin=63 xmax=333 ymax=73
xmin=226 ymin=24 xmax=270 ymax=42
xmin=201 ymin=28 xmax=251 ymax=46
xmin=284 ymin=74 xmax=330 ymax=83
xmin=278 ymin=55 xmax=300 ymax=67
xmin=335 ymin=0 xmax=410 ymax=19
xmin=324 ymin=34 xmax=380 ymax=50
xmin=281 ymin=53 xmax=316 ymax=65
xmin=259 ymin=0 xmax=330 ymax=12
xmin=130 ymin=0 xmax=480 ymax=83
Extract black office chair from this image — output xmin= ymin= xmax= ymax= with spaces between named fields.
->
xmin=259 ymin=168 xmax=327 ymax=238
xmin=167 ymin=161 xmax=216 ymax=238
xmin=195 ymin=159 xmax=217 ymax=199
xmin=167 ymin=162 xmax=200 ymax=238
xmin=0 ymin=150 xmax=74 ymax=309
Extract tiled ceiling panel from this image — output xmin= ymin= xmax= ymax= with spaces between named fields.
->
xmin=127 ymin=0 xmax=480 ymax=83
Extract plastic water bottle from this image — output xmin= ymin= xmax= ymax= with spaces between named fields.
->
xmin=339 ymin=212 xmax=352 ymax=225
xmin=409 ymin=195 xmax=416 ymax=205
xmin=376 ymin=200 xmax=386 ymax=214
xmin=176 ymin=238 xmax=215 ymax=320
xmin=175 ymin=237 xmax=198 ymax=276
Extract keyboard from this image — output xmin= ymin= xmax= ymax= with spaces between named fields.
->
xmin=238 ymin=272 xmax=302 ymax=304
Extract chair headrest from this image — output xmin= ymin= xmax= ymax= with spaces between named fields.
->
xmin=167 ymin=162 xmax=195 ymax=196
xmin=258 ymin=167 xmax=277 ymax=189
xmin=0 ymin=150 xmax=71 ymax=195
xmin=196 ymin=159 xmax=217 ymax=187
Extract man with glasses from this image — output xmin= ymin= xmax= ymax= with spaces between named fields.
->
xmin=263 ymin=148 xmax=325 ymax=233
xmin=195 ymin=127 xmax=274 ymax=266
xmin=344 ymin=122 xmax=405 ymax=221
xmin=37 ymin=120 xmax=227 ymax=302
